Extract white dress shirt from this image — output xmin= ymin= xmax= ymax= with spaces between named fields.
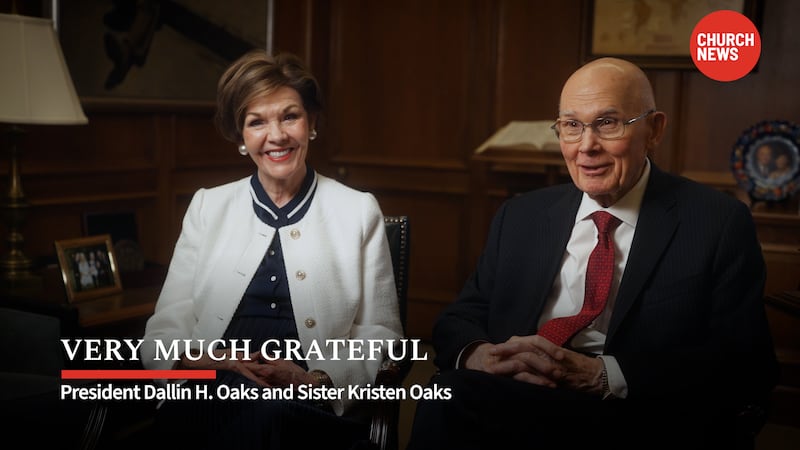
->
xmin=537 ymin=158 xmax=652 ymax=398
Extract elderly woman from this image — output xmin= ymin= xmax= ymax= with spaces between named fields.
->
xmin=141 ymin=50 xmax=403 ymax=449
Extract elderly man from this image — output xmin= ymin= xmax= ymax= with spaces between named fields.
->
xmin=407 ymin=58 xmax=778 ymax=449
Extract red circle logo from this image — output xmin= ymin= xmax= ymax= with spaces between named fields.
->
xmin=690 ymin=10 xmax=761 ymax=82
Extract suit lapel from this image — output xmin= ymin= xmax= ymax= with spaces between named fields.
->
xmin=521 ymin=186 xmax=582 ymax=334
xmin=606 ymin=166 xmax=679 ymax=342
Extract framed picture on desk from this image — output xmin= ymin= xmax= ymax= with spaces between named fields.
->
xmin=55 ymin=234 xmax=123 ymax=303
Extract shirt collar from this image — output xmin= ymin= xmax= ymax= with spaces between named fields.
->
xmin=249 ymin=166 xmax=317 ymax=227
xmin=575 ymin=157 xmax=650 ymax=228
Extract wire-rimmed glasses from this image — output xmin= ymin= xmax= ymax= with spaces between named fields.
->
xmin=550 ymin=109 xmax=656 ymax=143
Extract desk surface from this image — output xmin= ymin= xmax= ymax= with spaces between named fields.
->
xmin=72 ymin=285 xmax=160 ymax=328
xmin=472 ymin=145 xmax=566 ymax=168
xmin=2 ymin=265 xmax=163 ymax=331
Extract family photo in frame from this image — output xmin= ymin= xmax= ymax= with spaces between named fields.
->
xmin=731 ymin=119 xmax=800 ymax=203
xmin=54 ymin=234 xmax=123 ymax=303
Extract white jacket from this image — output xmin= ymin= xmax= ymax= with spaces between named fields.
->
xmin=141 ymin=173 xmax=403 ymax=414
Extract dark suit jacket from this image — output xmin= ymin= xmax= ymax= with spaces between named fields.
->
xmin=434 ymin=164 xmax=778 ymax=406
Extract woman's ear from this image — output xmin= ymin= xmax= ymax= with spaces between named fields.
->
xmin=309 ymin=113 xmax=319 ymax=133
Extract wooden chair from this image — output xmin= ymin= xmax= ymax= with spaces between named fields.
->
xmin=367 ymin=215 xmax=412 ymax=450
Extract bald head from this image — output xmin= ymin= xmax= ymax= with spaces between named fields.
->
xmin=555 ymin=57 xmax=667 ymax=207
xmin=559 ymin=58 xmax=655 ymax=115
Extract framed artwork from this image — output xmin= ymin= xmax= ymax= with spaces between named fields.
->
xmin=580 ymin=0 xmax=763 ymax=69
xmin=57 ymin=0 xmax=269 ymax=103
xmin=731 ymin=120 xmax=800 ymax=203
xmin=54 ymin=234 xmax=123 ymax=303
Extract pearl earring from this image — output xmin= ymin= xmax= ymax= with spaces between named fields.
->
xmin=238 ymin=144 xmax=247 ymax=155
xmin=310 ymin=129 xmax=318 ymax=141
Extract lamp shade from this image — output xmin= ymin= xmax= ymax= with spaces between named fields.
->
xmin=0 ymin=13 xmax=87 ymax=125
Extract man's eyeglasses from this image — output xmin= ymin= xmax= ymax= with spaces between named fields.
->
xmin=550 ymin=109 xmax=656 ymax=143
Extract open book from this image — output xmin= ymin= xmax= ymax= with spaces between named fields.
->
xmin=475 ymin=121 xmax=561 ymax=153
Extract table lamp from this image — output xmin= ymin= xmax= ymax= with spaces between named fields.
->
xmin=0 ymin=12 xmax=87 ymax=287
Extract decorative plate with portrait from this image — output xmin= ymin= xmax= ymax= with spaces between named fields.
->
xmin=731 ymin=120 xmax=800 ymax=202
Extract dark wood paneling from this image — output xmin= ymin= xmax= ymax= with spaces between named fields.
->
xmin=493 ymin=0 xmax=583 ymax=126
xmin=273 ymin=0 xmax=313 ymax=60
xmin=173 ymin=113 xmax=242 ymax=169
xmin=321 ymin=0 xmax=499 ymax=340
xmin=647 ymin=71 xmax=682 ymax=173
xmin=327 ymin=0 xmax=487 ymax=163
xmin=21 ymin=115 xmax=157 ymax=174
xmin=370 ymin=190 xmax=469 ymax=340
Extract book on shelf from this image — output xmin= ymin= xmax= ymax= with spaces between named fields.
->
xmin=474 ymin=120 xmax=561 ymax=154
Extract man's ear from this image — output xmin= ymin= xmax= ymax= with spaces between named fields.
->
xmin=647 ymin=111 xmax=668 ymax=150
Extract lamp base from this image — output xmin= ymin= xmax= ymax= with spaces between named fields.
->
xmin=1 ymin=124 xmax=36 ymax=291
xmin=0 ymin=265 xmax=42 ymax=298
xmin=0 ymin=247 xmax=33 ymax=279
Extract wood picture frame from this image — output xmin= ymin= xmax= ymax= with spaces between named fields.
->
xmin=55 ymin=234 xmax=123 ymax=303
xmin=580 ymin=0 xmax=763 ymax=69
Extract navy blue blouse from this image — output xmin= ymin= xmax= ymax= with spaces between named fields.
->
xmin=220 ymin=167 xmax=317 ymax=362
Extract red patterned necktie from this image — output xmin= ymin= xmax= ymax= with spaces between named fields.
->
xmin=537 ymin=211 xmax=621 ymax=346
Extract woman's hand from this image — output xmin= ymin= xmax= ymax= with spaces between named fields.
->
xmin=249 ymin=357 xmax=316 ymax=388
xmin=176 ymin=348 xmax=322 ymax=389
xmin=177 ymin=349 xmax=271 ymax=387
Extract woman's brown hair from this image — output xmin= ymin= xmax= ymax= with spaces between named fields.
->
xmin=214 ymin=50 xmax=323 ymax=143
